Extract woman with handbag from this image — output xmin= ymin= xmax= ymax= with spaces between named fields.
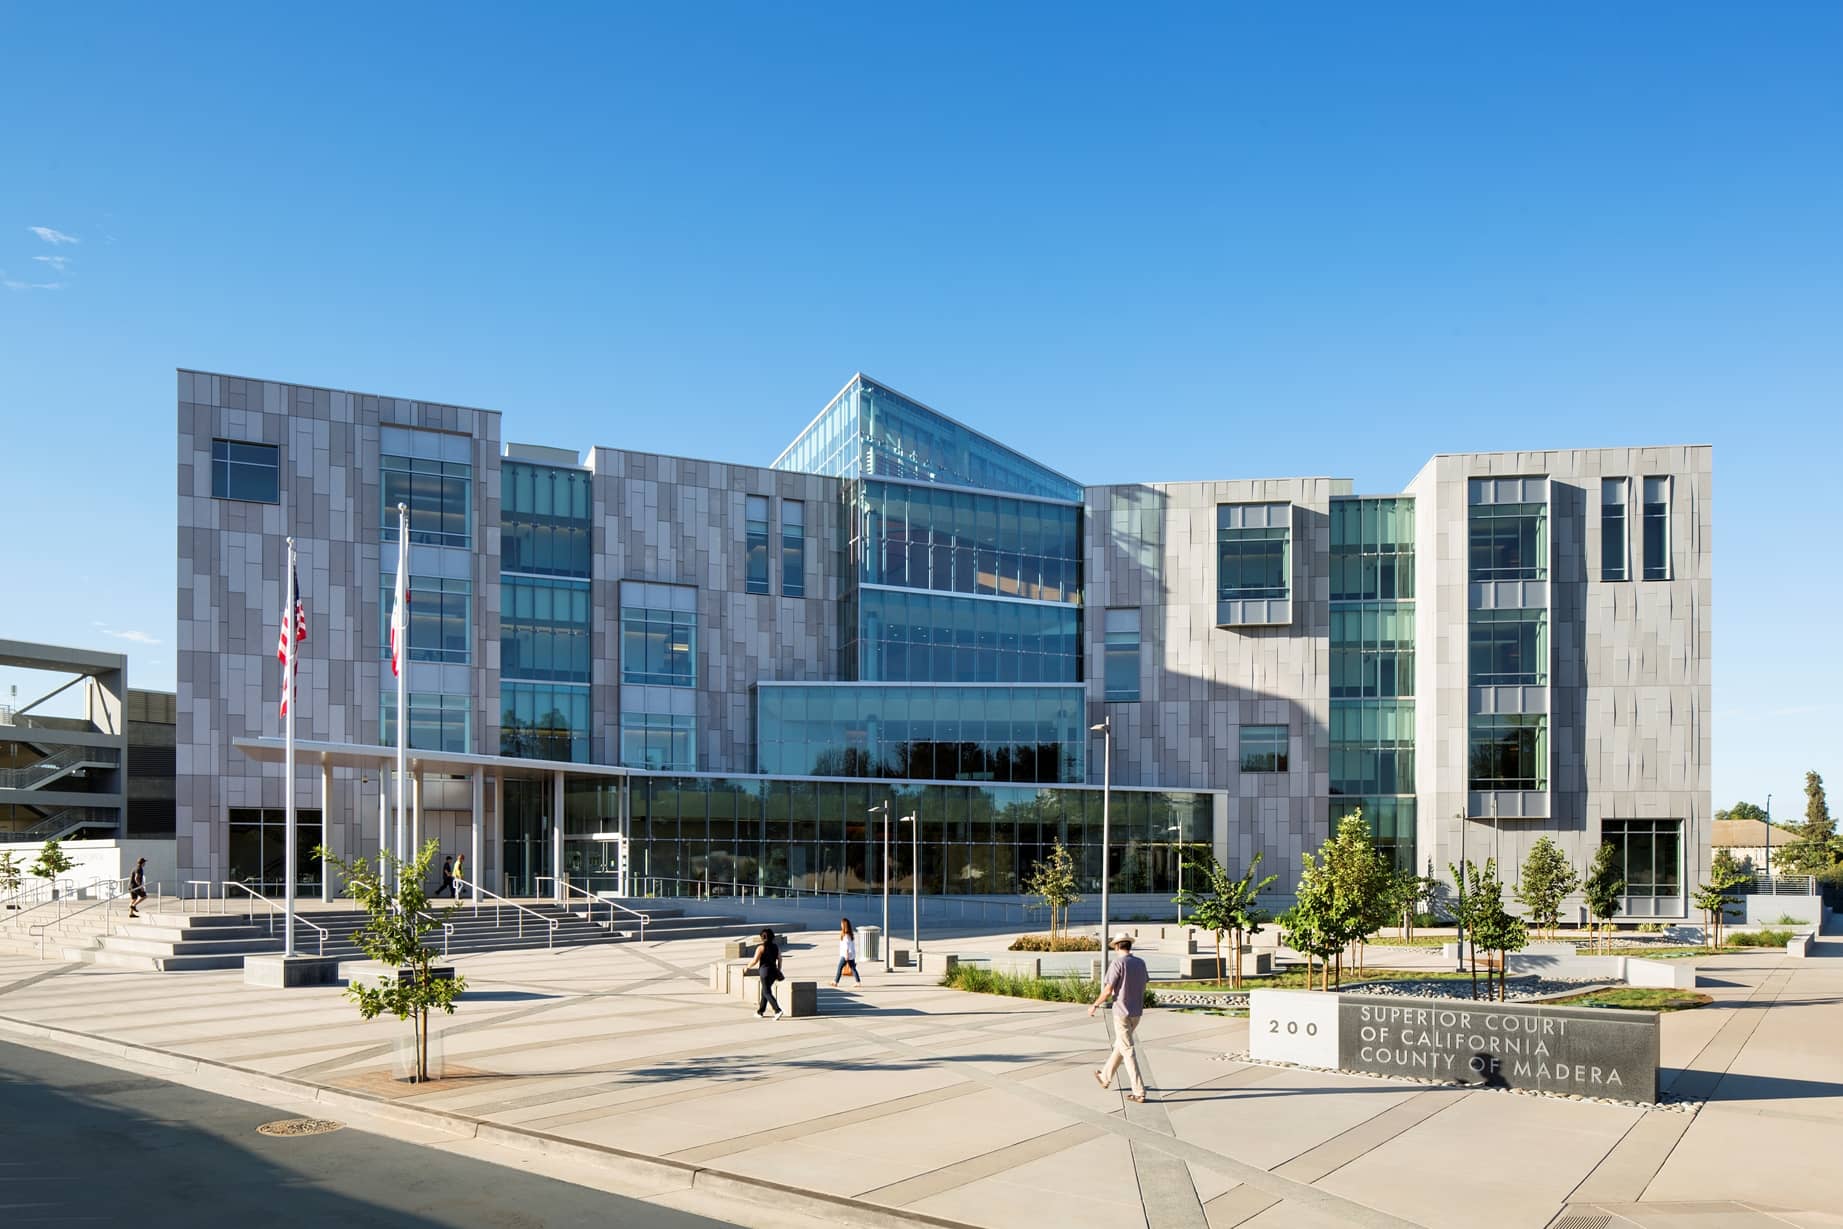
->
xmin=833 ymin=918 xmax=861 ymax=988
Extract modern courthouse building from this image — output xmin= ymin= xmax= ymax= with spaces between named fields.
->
xmin=177 ymin=371 xmax=1711 ymax=919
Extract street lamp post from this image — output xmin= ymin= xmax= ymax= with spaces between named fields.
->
xmin=869 ymin=801 xmax=892 ymax=971
xmin=900 ymin=812 xmax=919 ymax=963
xmin=1090 ymin=717 xmax=1113 ymax=975
xmin=1455 ymin=810 xmax=1468 ymax=971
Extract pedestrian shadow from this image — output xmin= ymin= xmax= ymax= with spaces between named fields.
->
xmin=456 ymin=990 xmax=561 ymax=1002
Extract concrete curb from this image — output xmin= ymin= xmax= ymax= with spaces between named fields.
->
xmin=0 ymin=1012 xmax=977 ymax=1229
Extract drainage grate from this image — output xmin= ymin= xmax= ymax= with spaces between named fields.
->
xmin=256 ymin=1118 xmax=344 ymax=1138
xmin=1549 ymin=1214 xmax=1613 ymax=1229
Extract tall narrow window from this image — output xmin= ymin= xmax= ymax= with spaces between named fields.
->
xmin=1601 ymin=478 xmax=1628 ymax=581
xmin=620 ymin=582 xmax=698 ymax=687
xmin=1642 ymin=477 xmax=1670 ymax=580
xmin=382 ymin=455 xmax=472 ymax=547
xmin=1103 ymin=608 xmax=1141 ymax=701
xmin=745 ymin=495 xmax=771 ymax=594
xmin=781 ymin=499 xmax=806 ymax=597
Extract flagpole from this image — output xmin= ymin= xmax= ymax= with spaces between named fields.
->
xmin=395 ymin=503 xmax=409 ymax=887
xmin=283 ymin=538 xmax=298 ymax=958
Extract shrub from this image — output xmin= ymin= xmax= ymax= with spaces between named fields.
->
xmin=1637 ymin=922 xmax=1664 ymax=934
xmin=942 ymin=965 xmax=1155 ymax=1008
xmin=1008 ymin=934 xmax=1102 ymax=952
xmin=1726 ymin=928 xmax=1796 ymax=948
xmin=1771 ymin=914 xmax=1805 ymax=926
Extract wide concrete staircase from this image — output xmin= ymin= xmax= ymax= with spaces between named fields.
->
xmin=5 ymin=897 xmax=765 ymax=972
xmin=87 ymin=914 xmax=283 ymax=971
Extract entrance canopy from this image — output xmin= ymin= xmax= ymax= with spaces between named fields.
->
xmin=231 ymin=736 xmax=634 ymax=781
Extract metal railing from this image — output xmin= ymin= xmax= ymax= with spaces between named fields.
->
xmin=3 ymin=876 xmax=125 ymax=930
xmin=1748 ymin=874 xmax=1816 ymax=896
xmin=0 ymin=808 xmax=122 ymax=843
xmin=0 ymin=746 xmax=119 ymax=790
xmin=221 ymin=881 xmax=329 ymax=956
xmin=629 ymin=875 xmax=1044 ymax=924
xmin=28 ymin=877 xmax=159 ymax=959
xmin=455 ymin=877 xmax=558 ymax=949
xmin=537 ymin=876 xmax=648 ymax=942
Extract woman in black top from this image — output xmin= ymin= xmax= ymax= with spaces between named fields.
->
xmin=746 ymin=928 xmax=783 ymax=1019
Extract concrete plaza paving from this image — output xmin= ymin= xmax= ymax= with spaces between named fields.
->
xmin=0 ymin=923 xmax=1838 ymax=1229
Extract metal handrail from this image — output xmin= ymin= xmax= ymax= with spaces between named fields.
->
xmin=394 ymin=903 xmax=455 ymax=958
xmin=221 ymin=881 xmax=328 ymax=956
xmin=29 ymin=878 xmax=159 ymax=959
xmin=629 ymin=875 xmax=1043 ymax=923
xmin=0 ymin=745 xmax=120 ymax=790
xmin=537 ymin=876 xmax=648 ymax=942
xmin=3 ymin=876 xmax=117 ymax=930
xmin=455 ymin=877 xmax=557 ymax=949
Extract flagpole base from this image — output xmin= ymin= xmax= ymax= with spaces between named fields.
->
xmin=244 ymin=954 xmax=342 ymax=988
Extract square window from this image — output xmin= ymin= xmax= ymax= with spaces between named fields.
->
xmin=211 ymin=439 xmax=279 ymax=503
xmin=1239 ymin=724 xmax=1288 ymax=773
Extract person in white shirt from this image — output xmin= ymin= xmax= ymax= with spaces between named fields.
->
xmin=833 ymin=918 xmax=862 ymax=988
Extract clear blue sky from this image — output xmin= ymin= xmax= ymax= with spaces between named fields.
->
xmin=1 ymin=5 xmax=1837 ymax=818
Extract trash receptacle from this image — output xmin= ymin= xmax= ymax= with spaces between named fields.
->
xmin=859 ymin=926 xmax=881 ymax=961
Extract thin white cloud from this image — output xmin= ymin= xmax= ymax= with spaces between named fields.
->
xmin=33 ymin=254 xmax=69 ymax=272
xmin=0 ymin=269 xmax=62 ymax=290
xmin=100 ymin=628 xmax=162 ymax=646
xmin=28 ymin=226 xmax=79 ymax=245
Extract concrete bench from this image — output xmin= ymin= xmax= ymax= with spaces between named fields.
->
xmin=707 ymin=960 xmax=817 ymax=1016
xmin=1788 ymin=933 xmax=1814 ymax=958
xmin=1180 ymin=952 xmax=1271 ymax=979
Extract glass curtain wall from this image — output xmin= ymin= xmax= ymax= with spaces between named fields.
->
xmin=502 ymin=460 xmax=593 ymax=762
xmin=1329 ymin=497 xmax=1416 ymax=867
xmin=628 ymin=776 xmax=1211 ymax=898
xmin=756 ymin=684 xmax=1086 ymax=783
xmin=1468 ymin=503 xmax=1547 ymax=581
xmin=380 ymin=694 xmax=471 ymax=754
xmin=850 ymin=588 xmax=1080 ymax=684
xmin=381 ymin=574 xmax=471 ymax=664
xmin=852 ymin=480 xmax=1081 ymax=604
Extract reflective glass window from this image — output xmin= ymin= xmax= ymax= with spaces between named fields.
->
xmin=621 ymin=713 xmax=697 ymax=771
xmin=1601 ymin=478 xmax=1628 ymax=581
xmin=1467 ymin=715 xmax=1547 ymax=790
xmin=500 ymin=681 xmax=590 ymax=762
xmin=211 ymin=439 xmax=279 ymax=503
xmin=1601 ymin=818 xmax=1683 ymax=916
xmin=1468 ymin=609 xmax=1547 ymax=685
xmin=746 ymin=495 xmax=770 ymax=594
xmin=501 ymin=575 xmax=591 ymax=682
xmin=621 ymin=583 xmax=697 ymax=687
xmin=1468 ymin=503 xmax=1546 ymax=582
xmin=226 ymin=807 xmax=322 ymax=895
xmin=853 ymin=480 xmax=1081 ymax=605
xmin=852 ymin=588 xmax=1080 ymax=683
xmin=1217 ymin=506 xmax=1291 ymax=601
xmin=380 ymin=692 xmax=471 ymax=754
xmin=755 ymin=684 xmax=1086 ymax=783
xmin=382 ymin=454 xmax=472 ymax=547
xmin=502 ymin=462 xmax=591 ymax=577
xmin=1238 ymin=724 xmax=1289 ymax=773
xmin=1330 ymin=498 xmax=1415 ymax=600
xmin=1642 ymin=476 xmax=1671 ymax=581
xmin=1104 ymin=608 xmax=1141 ymax=701
xmin=381 ymin=573 xmax=471 ymax=664
xmin=782 ymin=499 xmax=806 ymax=598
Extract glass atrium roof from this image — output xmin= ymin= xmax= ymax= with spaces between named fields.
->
xmin=771 ymin=375 xmax=1083 ymax=503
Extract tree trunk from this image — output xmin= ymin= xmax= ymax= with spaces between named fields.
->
xmin=1215 ymin=933 xmax=1224 ymax=988
xmin=1468 ymin=941 xmax=1478 ymax=1000
xmin=1333 ymin=950 xmax=1342 ymax=990
xmin=1230 ymin=930 xmax=1242 ymax=991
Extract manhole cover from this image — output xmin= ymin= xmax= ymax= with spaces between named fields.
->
xmin=256 ymin=1118 xmax=344 ymax=1137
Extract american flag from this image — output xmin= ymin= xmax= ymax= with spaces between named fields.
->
xmin=277 ymin=563 xmax=308 ymax=717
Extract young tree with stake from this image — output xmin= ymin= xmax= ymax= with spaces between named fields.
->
xmin=314 ymin=839 xmax=465 ymax=1083
xmin=1174 ymin=850 xmax=1275 ymax=988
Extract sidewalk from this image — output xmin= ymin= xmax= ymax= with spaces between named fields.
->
xmin=0 ymin=927 xmax=1838 ymax=1229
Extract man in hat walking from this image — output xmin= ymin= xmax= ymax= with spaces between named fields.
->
xmin=1088 ymin=934 xmax=1148 ymax=1103
xmin=128 ymin=857 xmax=148 ymax=918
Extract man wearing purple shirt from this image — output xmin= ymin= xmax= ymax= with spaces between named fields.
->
xmin=1088 ymin=935 xmax=1149 ymax=1103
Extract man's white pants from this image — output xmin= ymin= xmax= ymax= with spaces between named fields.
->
xmin=1100 ymin=1013 xmax=1145 ymax=1097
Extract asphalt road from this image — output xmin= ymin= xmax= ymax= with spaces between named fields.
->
xmin=0 ymin=1039 xmax=741 ymax=1228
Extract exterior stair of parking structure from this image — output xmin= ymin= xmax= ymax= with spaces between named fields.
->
xmin=85 ymin=914 xmax=283 ymax=971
